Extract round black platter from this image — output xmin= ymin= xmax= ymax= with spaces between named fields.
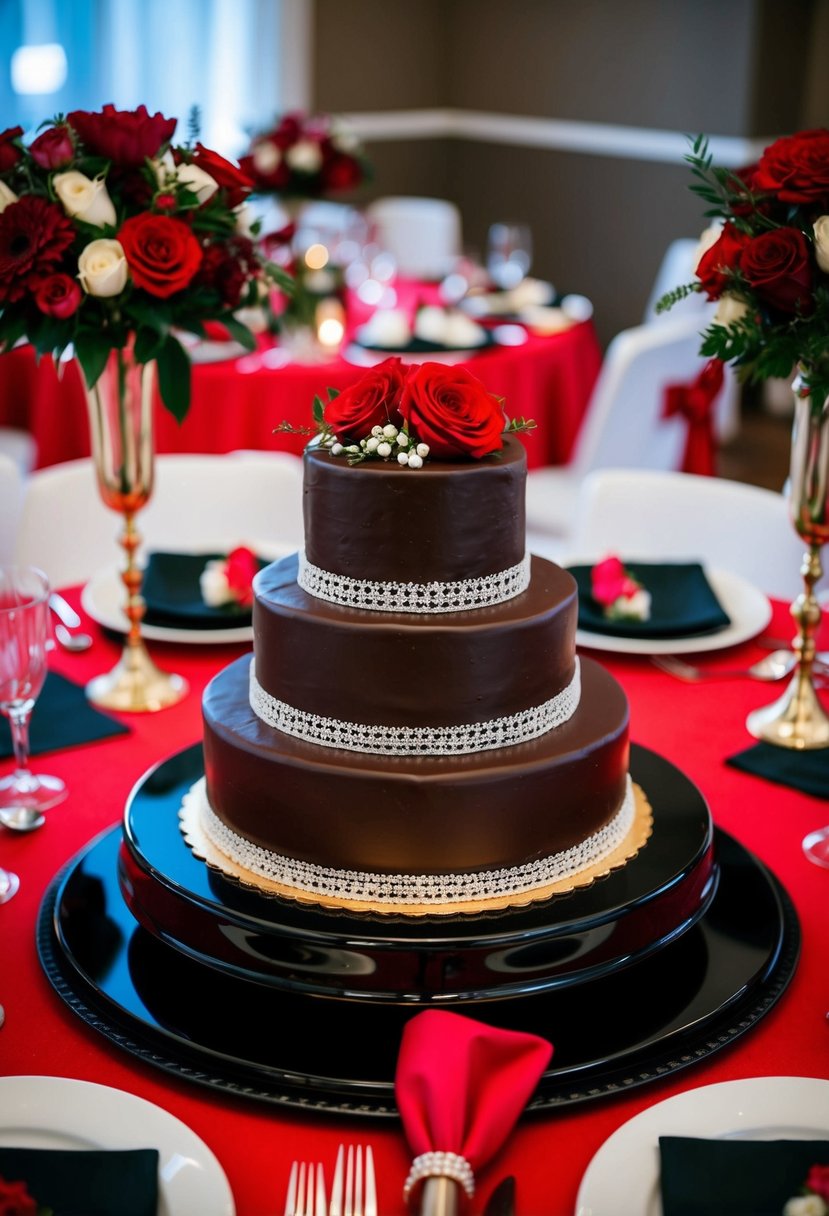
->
xmin=118 ymin=744 xmax=718 ymax=1001
xmin=37 ymin=746 xmax=800 ymax=1117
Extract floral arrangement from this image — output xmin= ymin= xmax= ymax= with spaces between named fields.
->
xmin=658 ymin=128 xmax=829 ymax=407
xmin=590 ymin=555 xmax=651 ymax=621
xmin=240 ymin=111 xmax=370 ymax=199
xmin=0 ymin=105 xmax=291 ymax=420
xmin=0 ymin=1173 xmax=49 ymax=1215
xmin=276 ymin=357 xmax=535 ymax=467
xmin=200 ymin=545 xmax=259 ymax=609
xmin=783 ymin=1163 xmax=829 ymax=1214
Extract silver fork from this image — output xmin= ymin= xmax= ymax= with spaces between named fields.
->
xmin=329 ymin=1144 xmax=377 ymax=1216
xmin=284 ymin=1161 xmax=326 ymax=1216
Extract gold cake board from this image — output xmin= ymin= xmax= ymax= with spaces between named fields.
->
xmin=179 ymin=783 xmax=653 ymax=918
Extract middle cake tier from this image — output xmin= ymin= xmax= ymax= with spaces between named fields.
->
xmin=251 ymin=551 xmax=578 ymax=734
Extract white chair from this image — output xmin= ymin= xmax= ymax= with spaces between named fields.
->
xmin=0 ymin=426 xmax=36 ymax=477
xmin=642 ymin=237 xmax=709 ymax=324
xmin=365 ymin=196 xmax=461 ymax=278
xmin=0 ymin=452 xmax=23 ymax=565
xmin=14 ymin=450 xmax=304 ymax=589
xmin=525 ymin=315 xmax=740 ymax=547
xmin=565 ymin=467 xmax=808 ymax=601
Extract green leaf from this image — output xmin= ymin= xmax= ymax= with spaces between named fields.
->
xmin=220 ymin=314 xmax=257 ymax=352
xmin=133 ymin=325 xmax=167 ymax=364
xmin=156 ymin=334 xmax=191 ymax=422
xmin=73 ymin=331 xmax=111 ymax=390
xmin=312 ymin=395 xmax=326 ymax=424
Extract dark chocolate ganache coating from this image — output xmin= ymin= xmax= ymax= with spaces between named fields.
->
xmin=302 ymin=434 xmax=526 ymax=583
xmin=202 ymin=654 xmax=630 ymax=876
xmin=253 ymin=553 xmax=577 ymax=728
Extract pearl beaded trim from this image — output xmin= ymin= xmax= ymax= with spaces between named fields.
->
xmin=297 ymin=550 xmax=532 ymax=614
xmin=249 ymin=659 xmax=581 ymax=756
xmin=184 ymin=776 xmax=635 ymax=905
xmin=403 ymin=1152 xmax=476 ymax=1201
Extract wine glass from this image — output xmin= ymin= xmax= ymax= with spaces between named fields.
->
xmin=486 ymin=222 xmax=533 ymax=291
xmin=0 ymin=565 xmax=67 ymax=830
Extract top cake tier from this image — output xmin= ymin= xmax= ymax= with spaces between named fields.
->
xmin=302 ymin=434 xmax=527 ymax=584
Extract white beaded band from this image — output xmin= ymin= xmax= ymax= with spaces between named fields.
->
xmin=184 ymin=776 xmax=636 ymax=906
xmin=250 ymin=659 xmax=581 ymax=756
xmin=403 ymin=1152 xmax=475 ymax=1201
xmin=298 ymin=550 xmax=532 ymax=614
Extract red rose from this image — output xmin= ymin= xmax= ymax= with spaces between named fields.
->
xmin=741 ymin=227 xmax=813 ymax=314
xmin=399 ymin=363 xmax=506 ymax=459
xmin=29 ymin=123 xmax=74 ymax=169
xmin=191 ymin=144 xmax=253 ymax=209
xmin=34 ymin=272 xmax=82 ymax=318
xmin=321 ymin=153 xmax=362 ymax=192
xmin=67 ymin=104 xmax=177 ymax=167
xmin=239 ymin=148 xmax=290 ymax=192
xmin=225 ymin=546 xmax=259 ymax=607
xmin=0 ymin=197 xmax=76 ymax=304
xmin=0 ymin=126 xmax=23 ymax=172
xmin=695 ymin=223 xmax=750 ymax=299
xmin=118 ymin=212 xmax=203 ymax=297
xmin=0 ymin=1175 xmax=38 ymax=1215
xmin=753 ymin=128 xmax=829 ymax=204
xmin=807 ymin=1164 xmax=829 ymax=1202
xmin=194 ymin=237 xmax=256 ymax=308
xmin=325 ymin=357 xmax=406 ymax=440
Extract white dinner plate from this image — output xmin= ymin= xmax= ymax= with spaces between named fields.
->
xmin=573 ymin=567 xmax=772 ymax=655
xmin=575 ymin=1076 xmax=829 ymax=1216
xmin=81 ymin=543 xmax=294 ymax=645
xmin=342 ymin=342 xmax=488 ymax=367
xmin=0 ymin=1076 xmax=234 ymax=1216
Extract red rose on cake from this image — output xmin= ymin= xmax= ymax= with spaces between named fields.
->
xmin=325 ymin=356 xmax=407 ymax=440
xmin=399 ymin=362 xmax=506 ymax=459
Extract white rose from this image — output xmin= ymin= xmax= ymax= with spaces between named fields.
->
xmin=234 ymin=202 xmax=254 ymax=238
xmin=0 ymin=180 xmax=17 ymax=214
xmin=77 ymin=238 xmax=128 ymax=297
xmin=152 ymin=149 xmax=177 ymax=187
xmin=199 ymin=561 xmax=231 ymax=607
xmin=176 ymin=162 xmax=219 ymax=204
xmin=713 ymin=293 xmax=750 ymax=327
xmin=285 ymin=139 xmax=323 ymax=174
xmin=252 ymin=140 xmax=281 ymax=175
xmin=813 ymin=215 xmax=829 ymax=273
xmin=783 ymin=1196 xmax=829 ymax=1216
xmin=53 ymin=171 xmax=116 ymax=227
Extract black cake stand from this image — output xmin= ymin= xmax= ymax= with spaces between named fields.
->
xmin=37 ymin=744 xmax=799 ymax=1117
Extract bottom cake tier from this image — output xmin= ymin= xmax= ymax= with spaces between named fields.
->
xmin=120 ymin=744 xmax=717 ymax=1001
xmin=200 ymin=653 xmax=631 ymax=912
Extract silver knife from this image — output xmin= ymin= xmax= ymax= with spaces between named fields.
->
xmin=484 ymin=1176 xmax=516 ymax=1216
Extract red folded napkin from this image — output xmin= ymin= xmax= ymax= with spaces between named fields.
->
xmin=395 ymin=1010 xmax=553 ymax=1207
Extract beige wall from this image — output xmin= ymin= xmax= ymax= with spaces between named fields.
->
xmin=312 ymin=0 xmax=828 ymax=346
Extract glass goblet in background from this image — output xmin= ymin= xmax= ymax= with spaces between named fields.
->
xmin=486 ymin=222 xmax=533 ymax=291
xmin=0 ymin=565 xmax=67 ymax=831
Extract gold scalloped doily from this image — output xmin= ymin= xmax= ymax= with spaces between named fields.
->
xmin=179 ymin=782 xmax=653 ymax=918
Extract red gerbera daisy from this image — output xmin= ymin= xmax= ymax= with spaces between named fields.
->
xmin=0 ymin=197 xmax=76 ymax=304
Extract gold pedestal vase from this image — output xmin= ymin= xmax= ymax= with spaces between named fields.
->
xmin=747 ymin=368 xmax=829 ymax=749
xmin=81 ymin=346 xmax=188 ymax=712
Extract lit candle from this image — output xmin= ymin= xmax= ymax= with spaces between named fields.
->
xmin=316 ymin=298 xmax=346 ymax=350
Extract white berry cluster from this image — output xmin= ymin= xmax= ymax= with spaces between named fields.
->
xmin=327 ymin=423 xmax=431 ymax=468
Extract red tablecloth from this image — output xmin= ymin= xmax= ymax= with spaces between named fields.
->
xmin=0 ymin=321 xmax=601 ymax=473
xmin=0 ymin=594 xmax=827 ymax=1216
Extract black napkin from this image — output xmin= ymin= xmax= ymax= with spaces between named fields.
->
xmin=0 ymin=1146 xmax=159 ymax=1216
xmin=726 ymin=741 xmax=829 ymax=798
xmin=568 ymin=561 xmax=731 ymax=639
xmin=142 ymin=550 xmax=266 ymax=630
xmin=659 ymin=1136 xmax=829 ymax=1215
xmin=0 ymin=671 xmax=128 ymax=759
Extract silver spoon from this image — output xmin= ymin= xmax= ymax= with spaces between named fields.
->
xmin=0 ymin=806 xmax=45 ymax=832
xmin=48 ymin=593 xmax=93 ymax=652
xmin=651 ymin=649 xmax=798 ymax=683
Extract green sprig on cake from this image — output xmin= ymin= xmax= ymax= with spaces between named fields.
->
xmin=275 ymin=357 xmax=536 ymax=467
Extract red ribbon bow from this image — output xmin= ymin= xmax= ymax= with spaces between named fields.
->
xmin=662 ymin=357 xmax=724 ymax=476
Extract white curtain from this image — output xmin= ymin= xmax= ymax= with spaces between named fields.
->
xmin=2 ymin=0 xmax=294 ymax=157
